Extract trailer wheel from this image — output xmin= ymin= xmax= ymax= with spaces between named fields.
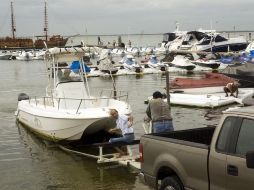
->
xmin=159 ymin=176 xmax=184 ymax=190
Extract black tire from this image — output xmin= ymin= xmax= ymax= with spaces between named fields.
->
xmin=159 ymin=176 xmax=184 ymax=190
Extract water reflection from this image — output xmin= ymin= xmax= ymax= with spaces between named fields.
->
xmin=0 ymin=59 xmax=232 ymax=190
xmin=16 ymin=123 xmax=147 ymax=190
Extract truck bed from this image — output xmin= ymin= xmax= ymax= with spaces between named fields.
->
xmin=140 ymin=127 xmax=215 ymax=189
xmin=146 ymin=126 xmax=215 ymax=146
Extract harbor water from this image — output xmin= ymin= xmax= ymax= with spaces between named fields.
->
xmin=0 ymin=59 xmax=227 ymax=190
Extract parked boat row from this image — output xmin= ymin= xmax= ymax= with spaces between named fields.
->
xmin=161 ymin=29 xmax=248 ymax=53
xmin=0 ymin=49 xmax=46 ymax=60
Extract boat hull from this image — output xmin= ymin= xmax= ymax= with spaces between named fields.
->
xmin=192 ymin=60 xmax=220 ymax=69
xmin=100 ymin=69 xmax=118 ymax=75
xmin=17 ymin=108 xmax=107 ymax=142
xmin=172 ymin=64 xmax=196 ymax=71
xmin=171 ymin=86 xmax=225 ymax=94
xmin=0 ymin=54 xmax=12 ymax=60
xmin=197 ymin=43 xmax=248 ymax=52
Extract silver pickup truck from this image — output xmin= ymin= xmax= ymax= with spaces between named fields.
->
xmin=139 ymin=106 xmax=254 ymax=190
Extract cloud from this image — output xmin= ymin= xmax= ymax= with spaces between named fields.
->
xmin=0 ymin=0 xmax=253 ymax=37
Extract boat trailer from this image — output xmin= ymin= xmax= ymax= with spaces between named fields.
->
xmin=58 ymin=140 xmax=141 ymax=169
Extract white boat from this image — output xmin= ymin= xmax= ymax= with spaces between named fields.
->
xmin=111 ymin=48 xmax=126 ymax=57
xmin=16 ymin=47 xmax=132 ymax=142
xmin=146 ymin=55 xmax=168 ymax=71
xmin=16 ymin=51 xmax=34 ymax=61
xmin=126 ymin=47 xmax=141 ymax=57
xmin=97 ymin=49 xmax=118 ymax=74
xmin=179 ymin=31 xmax=248 ymax=52
xmin=146 ymin=88 xmax=254 ymax=108
xmin=245 ymin=41 xmax=254 ymax=53
xmin=140 ymin=46 xmax=155 ymax=56
xmin=119 ymin=54 xmax=143 ymax=74
xmin=0 ymin=51 xmax=13 ymax=60
xmin=192 ymin=59 xmax=221 ymax=69
xmin=171 ymin=86 xmax=226 ymax=94
xmin=32 ymin=50 xmax=46 ymax=60
xmin=171 ymin=55 xmax=196 ymax=71
xmin=160 ymin=22 xmax=187 ymax=51
xmin=195 ymin=34 xmax=248 ymax=52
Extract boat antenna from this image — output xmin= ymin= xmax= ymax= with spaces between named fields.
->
xmin=11 ymin=2 xmax=16 ymax=39
xmin=44 ymin=1 xmax=48 ymax=42
xmin=175 ymin=21 xmax=179 ymax=32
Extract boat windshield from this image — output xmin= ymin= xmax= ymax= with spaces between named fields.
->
xmin=163 ymin=33 xmax=176 ymax=42
xmin=56 ymin=60 xmax=91 ymax=83
xmin=57 ymin=68 xmax=82 ymax=83
xmin=198 ymin=36 xmax=212 ymax=45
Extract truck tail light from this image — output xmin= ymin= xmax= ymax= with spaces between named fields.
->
xmin=139 ymin=143 xmax=144 ymax=163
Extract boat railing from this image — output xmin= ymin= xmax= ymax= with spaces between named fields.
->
xmin=27 ymin=93 xmax=129 ymax=113
xmin=99 ymin=89 xmax=129 ymax=102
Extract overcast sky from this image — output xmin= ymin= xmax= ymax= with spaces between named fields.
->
xmin=0 ymin=0 xmax=253 ymax=37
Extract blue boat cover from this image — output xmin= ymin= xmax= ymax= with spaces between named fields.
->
xmin=70 ymin=61 xmax=91 ymax=73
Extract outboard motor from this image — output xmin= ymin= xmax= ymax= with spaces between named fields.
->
xmin=18 ymin=93 xmax=29 ymax=101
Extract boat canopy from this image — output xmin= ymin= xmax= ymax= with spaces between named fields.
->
xmin=70 ymin=60 xmax=91 ymax=73
xmin=186 ymin=31 xmax=209 ymax=41
xmin=45 ymin=47 xmax=101 ymax=62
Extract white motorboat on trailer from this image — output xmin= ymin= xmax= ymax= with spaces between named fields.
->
xmin=16 ymin=47 xmax=132 ymax=142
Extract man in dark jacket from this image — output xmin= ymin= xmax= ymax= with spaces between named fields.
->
xmin=146 ymin=91 xmax=174 ymax=133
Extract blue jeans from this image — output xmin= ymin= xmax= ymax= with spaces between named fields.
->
xmin=109 ymin=133 xmax=135 ymax=143
xmin=153 ymin=120 xmax=174 ymax=133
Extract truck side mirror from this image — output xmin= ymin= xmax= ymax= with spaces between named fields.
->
xmin=246 ymin=151 xmax=254 ymax=168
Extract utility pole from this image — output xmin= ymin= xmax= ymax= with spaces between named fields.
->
xmin=44 ymin=1 xmax=48 ymax=42
xmin=11 ymin=2 xmax=16 ymax=39
xmin=165 ymin=71 xmax=170 ymax=110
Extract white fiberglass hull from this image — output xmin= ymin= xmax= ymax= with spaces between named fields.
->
xmin=17 ymin=109 xmax=101 ymax=141
xmin=16 ymin=98 xmax=131 ymax=142
xmin=171 ymin=86 xmax=225 ymax=94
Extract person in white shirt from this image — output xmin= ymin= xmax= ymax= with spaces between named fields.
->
xmin=108 ymin=109 xmax=134 ymax=143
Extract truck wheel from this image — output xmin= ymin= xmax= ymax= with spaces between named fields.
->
xmin=159 ymin=176 xmax=184 ymax=190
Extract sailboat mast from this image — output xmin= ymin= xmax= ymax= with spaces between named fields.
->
xmin=11 ymin=2 xmax=16 ymax=39
xmin=44 ymin=1 xmax=48 ymax=41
